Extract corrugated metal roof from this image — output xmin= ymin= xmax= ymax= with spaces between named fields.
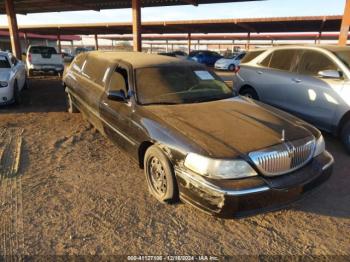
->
xmin=0 ymin=16 xmax=341 ymax=35
xmin=0 ymin=0 xmax=260 ymax=14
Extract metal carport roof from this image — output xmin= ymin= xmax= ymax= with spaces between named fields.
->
xmin=0 ymin=0 xmax=260 ymax=14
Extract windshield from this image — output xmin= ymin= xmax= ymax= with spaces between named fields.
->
xmin=0 ymin=56 xmax=10 ymax=68
xmin=30 ymin=46 xmax=57 ymax=55
xmin=333 ymin=50 xmax=350 ymax=69
xmin=136 ymin=66 xmax=234 ymax=105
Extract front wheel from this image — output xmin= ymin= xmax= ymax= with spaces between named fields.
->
xmin=144 ymin=145 xmax=178 ymax=204
xmin=240 ymin=87 xmax=259 ymax=100
xmin=66 ymin=92 xmax=79 ymax=113
xmin=13 ymin=82 xmax=21 ymax=105
xmin=341 ymin=121 xmax=350 ymax=154
xmin=228 ymin=64 xmax=235 ymax=71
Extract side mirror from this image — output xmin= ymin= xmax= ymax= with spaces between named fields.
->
xmin=107 ymin=90 xmax=127 ymax=102
xmin=318 ymin=70 xmax=342 ymax=79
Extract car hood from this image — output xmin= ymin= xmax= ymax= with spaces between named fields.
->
xmin=0 ymin=69 xmax=11 ymax=81
xmin=144 ymin=97 xmax=314 ymax=158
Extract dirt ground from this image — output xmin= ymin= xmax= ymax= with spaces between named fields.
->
xmin=0 ymin=76 xmax=349 ymax=258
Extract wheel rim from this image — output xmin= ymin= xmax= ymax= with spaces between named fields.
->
xmin=148 ymin=156 xmax=167 ymax=197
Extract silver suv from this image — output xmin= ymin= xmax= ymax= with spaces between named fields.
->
xmin=233 ymin=45 xmax=350 ymax=153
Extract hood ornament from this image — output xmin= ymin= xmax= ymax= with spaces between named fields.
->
xmin=281 ymin=129 xmax=285 ymax=142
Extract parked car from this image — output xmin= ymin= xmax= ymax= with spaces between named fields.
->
xmin=63 ymin=51 xmax=333 ymax=217
xmin=0 ymin=52 xmax=27 ymax=105
xmin=188 ymin=50 xmax=222 ymax=66
xmin=62 ymin=52 xmax=74 ymax=63
xmin=26 ymin=45 xmax=64 ymax=76
xmin=215 ymin=52 xmax=246 ymax=71
xmin=233 ymin=45 xmax=350 ymax=153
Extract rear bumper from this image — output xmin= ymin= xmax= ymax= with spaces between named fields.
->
xmin=176 ymin=151 xmax=334 ymax=218
xmin=28 ymin=64 xmax=64 ymax=73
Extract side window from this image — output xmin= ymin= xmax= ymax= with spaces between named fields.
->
xmin=298 ymin=50 xmax=338 ymax=76
xmin=259 ymin=52 xmax=273 ymax=67
xmin=108 ymin=67 xmax=129 ymax=96
xmin=268 ymin=50 xmax=296 ymax=71
xmin=72 ymin=53 xmax=86 ymax=73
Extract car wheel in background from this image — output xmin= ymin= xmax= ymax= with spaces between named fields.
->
xmin=66 ymin=92 xmax=79 ymax=113
xmin=13 ymin=81 xmax=21 ymax=105
xmin=341 ymin=121 xmax=350 ymax=154
xmin=23 ymin=75 xmax=29 ymax=90
xmin=240 ymin=87 xmax=259 ymax=100
xmin=144 ymin=145 xmax=179 ymax=204
xmin=27 ymin=70 xmax=33 ymax=78
xmin=228 ymin=64 xmax=235 ymax=71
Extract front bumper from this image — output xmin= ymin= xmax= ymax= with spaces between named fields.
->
xmin=214 ymin=64 xmax=229 ymax=70
xmin=176 ymin=151 xmax=334 ymax=218
xmin=0 ymin=87 xmax=14 ymax=105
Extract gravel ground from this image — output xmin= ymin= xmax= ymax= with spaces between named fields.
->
xmin=0 ymin=76 xmax=349 ymax=258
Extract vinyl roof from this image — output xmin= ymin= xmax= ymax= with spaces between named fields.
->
xmin=0 ymin=0 xmax=260 ymax=14
xmin=3 ymin=15 xmax=341 ymax=35
xmin=87 ymin=51 xmax=200 ymax=68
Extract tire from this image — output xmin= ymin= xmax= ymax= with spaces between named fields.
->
xmin=144 ymin=145 xmax=179 ymax=204
xmin=228 ymin=64 xmax=235 ymax=71
xmin=341 ymin=121 xmax=350 ymax=154
xmin=240 ymin=87 xmax=259 ymax=100
xmin=66 ymin=92 xmax=79 ymax=113
xmin=13 ymin=81 xmax=21 ymax=105
xmin=23 ymin=75 xmax=29 ymax=90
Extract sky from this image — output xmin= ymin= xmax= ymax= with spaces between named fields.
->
xmin=0 ymin=0 xmax=346 ymax=25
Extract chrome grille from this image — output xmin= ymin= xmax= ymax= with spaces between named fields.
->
xmin=249 ymin=137 xmax=316 ymax=177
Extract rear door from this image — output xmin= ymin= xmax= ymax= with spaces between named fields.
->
xmin=286 ymin=49 xmax=343 ymax=130
xmin=99 ymin=64 xmax=138 ymax=155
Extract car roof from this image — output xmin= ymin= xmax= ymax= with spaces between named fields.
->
xmin=0 ymin=51 xmax=8 ymax=56
xmin=263 ymin=45 xmax=350 ymax=52
xmin=87 ymin=51 xmax=199 ymax=69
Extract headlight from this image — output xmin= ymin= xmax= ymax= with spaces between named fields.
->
xmin=0 ymin=81 xmax=8 ymax=87
xmin=313 ymin=134 xmax=325 ymax=157
xmin=184 ymin=153 xmax=257 ymax=180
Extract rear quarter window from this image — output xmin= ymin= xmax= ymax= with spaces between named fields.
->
xmin=29 ymin=46 xmax=57 ymax=55
xmin=82 ymin=56 xmax=110 ymax=86
xmin=241 ymin=50 xmax=264 ymax=63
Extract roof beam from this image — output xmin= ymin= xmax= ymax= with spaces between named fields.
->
xmin=181 ymin=0 xmax=198 ymax=6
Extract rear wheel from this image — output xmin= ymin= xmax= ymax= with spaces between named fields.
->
xmin=66 ymin=92 xmax=79 ymax=113
xmin=144 ymin=145 xmax=178 ymax=204
xmin=240 ymin=87 xmax=259 ymax=100
xmin=341 ymin=121 xmax=350 ymax=154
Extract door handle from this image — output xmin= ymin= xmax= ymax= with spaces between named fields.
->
xmin=256 ymin=70 xmax=263 ymax=75
xmin=292 ymin=78 xmax=302 ymax=83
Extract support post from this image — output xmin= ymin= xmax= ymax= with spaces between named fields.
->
xmin=94 ymin=34 xmax=99 ymax=50
xmin=246 ymin=32 xmax=251 ymax=50
xmin=132 ymin=0 xmax=142 ymax=52
xmin=150 ymin=43 xmax=153 ymax=53
xmin=231 ymin=40 xmax=235 ymax=53
xmin=23 ymin=33 xmax=29 ymax=50
xmin=165 ymin=40 xmax=168 ymax=53
xmin=5 ymin=0 xmax=21 ymax=59
xmin=57 ymin=34 xmax=62 ymax=52
xmin=339 ymin=0 xmax=350 ymax=46
xmin=188 ymin=33 xmax=191 ymax=54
